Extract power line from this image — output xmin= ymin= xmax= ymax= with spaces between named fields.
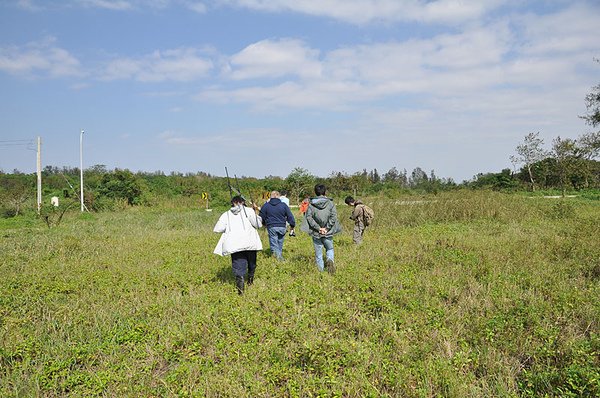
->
xmin=0 ymin=139 xmax=36 ymax=150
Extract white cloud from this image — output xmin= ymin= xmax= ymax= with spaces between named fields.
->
xmin=159 ymin=128 xmax=289 ymax=149
xmin=183 ymin=1 xmax=207 ymax=13
xmin=217 ymin=0 xmax=505 ymax=25
xmin=227 ymin=38 xmax=321 ymax=80
xmin=13 ymin=0 xmax=503 ymax=24
xmin=198 ymin=26 xmax=513 ymax=109
xmin=195 ymin=81 xmax=364 ymax=110
xmin=101 ymin=48 xmax=213 ymax=82
xmin=0 ymin=37 xmax=83 ymax=78
xmin=18 ymin=0 xmax=202 ymax=12
xmin=426 ymin=23 xmax=512 ymax=69
xmin=514 ymin=3 xmax=600 ymax=56
xmin=16 ymin=0 xmax=43 ymax=11
xmin=195 ymin=1 xmax=599 ymax=114
xmin=76 ymin=0 xmax=133 ymax=10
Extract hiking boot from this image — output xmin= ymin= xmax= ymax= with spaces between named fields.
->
xmin=235 ymin=276 xmax=244 ymax=295
xmin=325 ymin=258 xmax=335 ymax=275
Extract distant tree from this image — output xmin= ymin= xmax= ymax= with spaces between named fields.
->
xmin=348 ymin=170 xmax=371 ymax=196
xmin=383 ymin=167 xmax=399 ymax=182
xmin=510 ymin=132 xmax=548 ymax=191
xmin=285 ymin=167 xmax=315 ymax=202
xmin=577 ymin=61 xmax=600 ymax=187
xmin=98 ymin=169 xmax=144 ymax=205
xmin=88 ymin=164 xmax=108 ymax=174
xmin=552 ymin=136 xmax=579 ymax=196
xmin=470 ymin=169 xmax=517 ymax=190
xmin=425 ymin=169 xmax=442 ymax=193
xmin=581 ymin=61 xmax=600 ymax=128
xmin=328 ymin=171 xmax=351 ymax=193
xmin=0 ymin=175 xmax=32 ymax=216
xmin=43 ymin=165 xmax=60 ymax=175
xmin=369 ymin=169 xmax=380 ymax=183
xmin=409 ymin=167 xmax=428 ymax=188
xmin=429 ymin=169 xmax=437 ymax=182
xmin=84 ymin=164 xmax=108 ymax=191
xmin=578 ymin=131 xmax=600 ymax=160
xmin=576 ymin=131 xmax=600 ymax=187
xmin=399 ymin=169 xmax=409 ymax=187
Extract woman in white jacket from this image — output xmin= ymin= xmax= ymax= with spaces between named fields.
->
xmin=213 ymin=196 xmax=263 ymax=294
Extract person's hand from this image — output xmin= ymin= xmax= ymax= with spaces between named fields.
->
xmin=319 ymin=227 xmax=327 ymax=235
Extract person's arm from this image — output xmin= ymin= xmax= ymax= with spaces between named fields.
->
xmin=305 ymin=206 xmax=321 ymax=232
xmin=349 ymin=206 xmax=358 ymax=220
xmin=326 ymin=202 xmax=338 ymax=231
xmin=258 ymin=205 xmax=267 ymax=225
xmin=213 ymin=212 xmax=228 ymax=233
xmin=351 ymin=205 xmax=362 ymax=221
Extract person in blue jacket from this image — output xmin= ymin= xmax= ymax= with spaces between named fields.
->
xmin=259 ymin=191 xmax=296 ymax=261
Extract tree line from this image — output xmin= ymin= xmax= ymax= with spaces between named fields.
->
xmin=0 ymin=165 xmax=453 ymax=217
xmin=0 ymin=152 xmax=597 ymax=218
xmin=1 ymin=69 xmax=598 ymax=217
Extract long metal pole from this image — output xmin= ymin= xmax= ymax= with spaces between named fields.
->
xmin=80 ymin=130 xmax=84 ymax=212
xmin=37 ymin=136 xmax=42 ymax=214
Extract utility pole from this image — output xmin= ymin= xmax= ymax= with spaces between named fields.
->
xmin=80 ymin=129 xmax=84 ymax=212
xmin=37 ymin=136 xmax=42 ymax=214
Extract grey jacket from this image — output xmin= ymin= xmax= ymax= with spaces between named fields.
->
xmin=300 ymin=196 xmax=342 ymax=238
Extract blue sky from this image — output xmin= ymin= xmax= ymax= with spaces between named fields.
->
xmin=1 ymin=0 xmax=599 ymax=181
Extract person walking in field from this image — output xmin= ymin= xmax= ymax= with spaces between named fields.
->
xmin=279 ymin=190 xmax=290 ymax=207
xmin=344 ymin=196 xmax=374 ymax=245
xmin=299 ymin=195 xmax=310 ymax=215
xmin=300 ymin=184 xmax=342 ymax=274
xmin=213 ymin=196 xmax=263 ymax=295
xmin=259 ymin=191 xmax=296 ymax=261
xmin=278 ymin=189 xmax=296 ymax=236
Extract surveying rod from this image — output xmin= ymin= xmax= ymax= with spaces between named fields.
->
xmin=225 ymin=167 xmax=235 ymax=200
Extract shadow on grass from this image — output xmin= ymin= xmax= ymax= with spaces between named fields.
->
xmin=214 ymin=266 xmax=235 ymax=283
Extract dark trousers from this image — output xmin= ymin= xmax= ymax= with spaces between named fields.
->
xmin=231 ymin=250 xmax=257 ymax=278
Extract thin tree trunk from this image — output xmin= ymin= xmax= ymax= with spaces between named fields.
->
xmin=527 ymin=165 xmax=536 ymax=191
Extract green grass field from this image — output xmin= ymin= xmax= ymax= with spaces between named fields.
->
xmin=1 ymin=191 xmax=599 ymax=397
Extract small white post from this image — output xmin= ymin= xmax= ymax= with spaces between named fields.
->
xmin=80 ymin=129 xmax=84 ymax=212
xmin=37 ymin=136 xmax=42 ymax=214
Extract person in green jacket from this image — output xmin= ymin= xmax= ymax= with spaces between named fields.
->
xmin=300 ymin=184 xmax=342 ymax=274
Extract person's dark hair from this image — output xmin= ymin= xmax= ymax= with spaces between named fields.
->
xmin=345 ymin=196 xmax=355 ymax=205
xmin=231 ymin=195 xmax=245 ymax=206
xmin=280 ymin=189 xmax=288 ymax=196
xmin=314 ymin=184 xmax=326 ymax=196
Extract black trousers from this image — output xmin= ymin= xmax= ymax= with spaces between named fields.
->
xmin=231 ymin=250 xmax=257 ymax=278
